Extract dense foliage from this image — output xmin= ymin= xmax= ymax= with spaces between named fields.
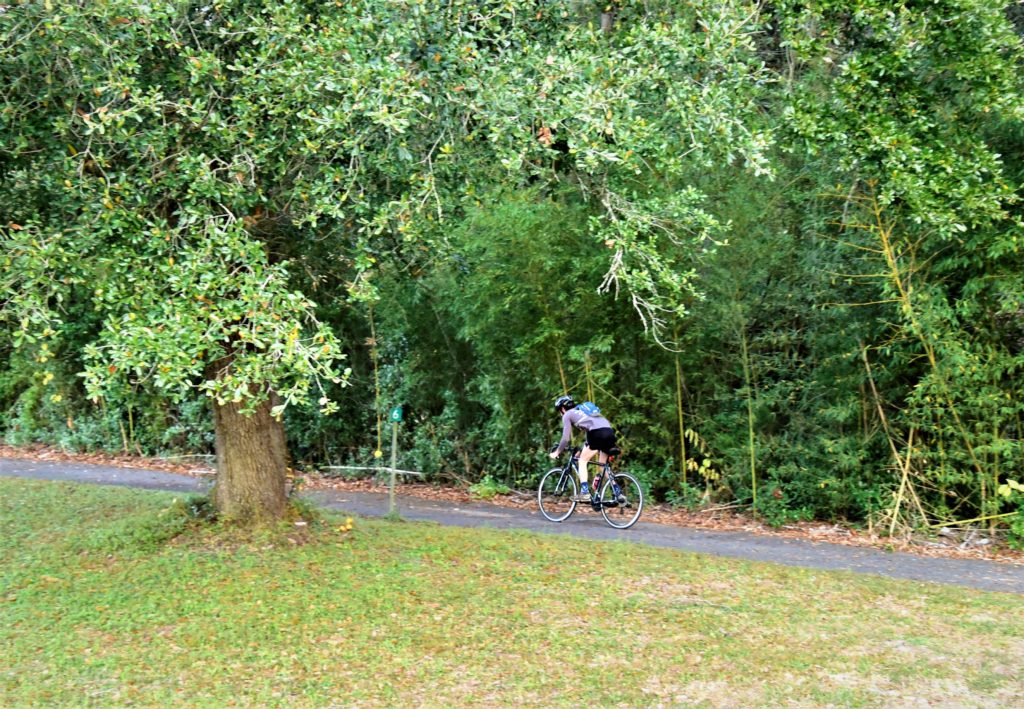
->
xmin=2 ymin=1 xmax=1023 ymax=533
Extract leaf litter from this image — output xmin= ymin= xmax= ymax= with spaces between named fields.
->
xmin=3 ymin=443 xmax=1022 ymax=565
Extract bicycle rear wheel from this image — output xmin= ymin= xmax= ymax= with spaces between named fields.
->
xmin=599 ymin=472 xmax=643 ymax=529
xmin=538 ymin=468 xmax=577 ymax=522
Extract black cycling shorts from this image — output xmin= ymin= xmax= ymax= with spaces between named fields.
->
xmin=586 ymin=427 xmax=617 ymax=453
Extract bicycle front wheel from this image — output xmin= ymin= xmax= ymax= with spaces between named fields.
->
xmin=538 ymin=468 xmax=577 ymax=522
xmin=599 ymin=472 xmax=643 ymax=529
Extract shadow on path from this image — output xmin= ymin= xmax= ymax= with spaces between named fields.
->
xmin=3 ymin=457 xmax=1022 ymax=595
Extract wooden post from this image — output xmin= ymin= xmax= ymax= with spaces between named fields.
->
xmin=388 ymin=405 xmax=403 ymax=518
xmin=390 ymin=419 xmax=398 ymax=517
xmin=601 ymin=11 xmax=614 ymax=34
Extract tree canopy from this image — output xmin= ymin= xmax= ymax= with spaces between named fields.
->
xmin=2 ymin=0 xmax=1023 ymax=533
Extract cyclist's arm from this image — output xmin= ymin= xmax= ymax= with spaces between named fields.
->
xmin=552 ymin=410 xmax=577 ymax=455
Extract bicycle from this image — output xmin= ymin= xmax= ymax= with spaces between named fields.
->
xmin=537 ymin=446 xmax=644 ymax=529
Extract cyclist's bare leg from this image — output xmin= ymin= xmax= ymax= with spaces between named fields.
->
xmin=578 ymin=445 xmax=600 ymax=489
xmin=594 ymin=451 xmax=610 ymax=490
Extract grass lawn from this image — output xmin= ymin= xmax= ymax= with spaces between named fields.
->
xmin=2 ymin=477 xmax=1023 ymax=707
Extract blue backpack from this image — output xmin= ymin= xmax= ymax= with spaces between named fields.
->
xmin=577 ymin=401 xmax=601 ymax=416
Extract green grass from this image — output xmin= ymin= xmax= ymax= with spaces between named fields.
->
xmin=2 ymin=478 xmax=1023 ymax=707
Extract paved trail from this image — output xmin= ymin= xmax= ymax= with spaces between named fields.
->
xmin=3 ymin=457 xmax=1023 ymax=595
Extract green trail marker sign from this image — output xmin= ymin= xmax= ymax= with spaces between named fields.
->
xmin=388 ymin=405 xmax=403 ymax=519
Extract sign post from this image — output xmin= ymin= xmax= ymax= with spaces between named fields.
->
xmin=388 ymin=405 xmax=403 ymax=518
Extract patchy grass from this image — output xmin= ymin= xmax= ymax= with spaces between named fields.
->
xmin=2 ymin=478 xmax=1023 ymax=707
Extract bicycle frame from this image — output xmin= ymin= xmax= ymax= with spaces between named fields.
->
xmin=554 ymin=447 xmax=620 ymax=507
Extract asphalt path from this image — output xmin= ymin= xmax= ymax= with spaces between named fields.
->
xmin=3 ymin=457 xmax=1023 ymax=595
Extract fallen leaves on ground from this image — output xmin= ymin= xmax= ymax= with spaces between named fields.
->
xmin=2 ymin=444 xmax=1021 ymax=565
xmin=0 ymin=443 xmax=215 ymax=477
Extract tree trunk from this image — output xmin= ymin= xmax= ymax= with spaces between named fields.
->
xmin=210 ymin=391 xmax=289 ymax=523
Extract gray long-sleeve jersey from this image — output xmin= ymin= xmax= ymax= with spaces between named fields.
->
xmin=553 ymin=407 xmax=612 ymax=455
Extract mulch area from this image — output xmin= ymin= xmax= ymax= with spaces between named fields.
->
xmin=0 ymin=443 xmax=217 ymax=476
xmin=3 ymin=444 xmax=1022 ymax=566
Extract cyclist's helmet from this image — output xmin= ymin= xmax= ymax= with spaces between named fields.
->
xmin=553 ymin=394 xmax=575 ymax=413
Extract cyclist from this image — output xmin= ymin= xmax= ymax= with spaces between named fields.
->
xmin=549 ymin=394 xmax=618 ymax=500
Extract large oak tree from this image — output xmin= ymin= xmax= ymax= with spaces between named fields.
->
xmin=1 ymin=0 xmax=772 ymax=521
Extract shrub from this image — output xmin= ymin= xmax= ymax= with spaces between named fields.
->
xmin=469 ymin=475 xmax=511 ymax=500
xmin=755 ymin=487 xmax=814 ymax=528
xmin=998 ymin=480 xmax=1024 ymax=550
xmin=665 ymin=482 xmax=707 ymax=511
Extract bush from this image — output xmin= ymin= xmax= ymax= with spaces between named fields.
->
xmin=403 ymin=392 xmax=466 ymax=481
xmin=754 ymin=489 xmax=814 ymax=528
xmin=2 ymin=367 xmax=214 ymax=458
xmin=998 ymin=480 xmax=1024 ymax=550
xmin=665 ymin=482 xmax=707 ymax=511
xmin=1007 ymin=512 xmax=1024 ymax=552
xmin=469 ymin=475 xmax=511 ymax=500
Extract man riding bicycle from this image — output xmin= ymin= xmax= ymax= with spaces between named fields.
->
xmin=549 ymin=394 xmax=618 ymax=500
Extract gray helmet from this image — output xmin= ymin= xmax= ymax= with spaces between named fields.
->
xmin=553 ymin=394 xmax=575 ymax=413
